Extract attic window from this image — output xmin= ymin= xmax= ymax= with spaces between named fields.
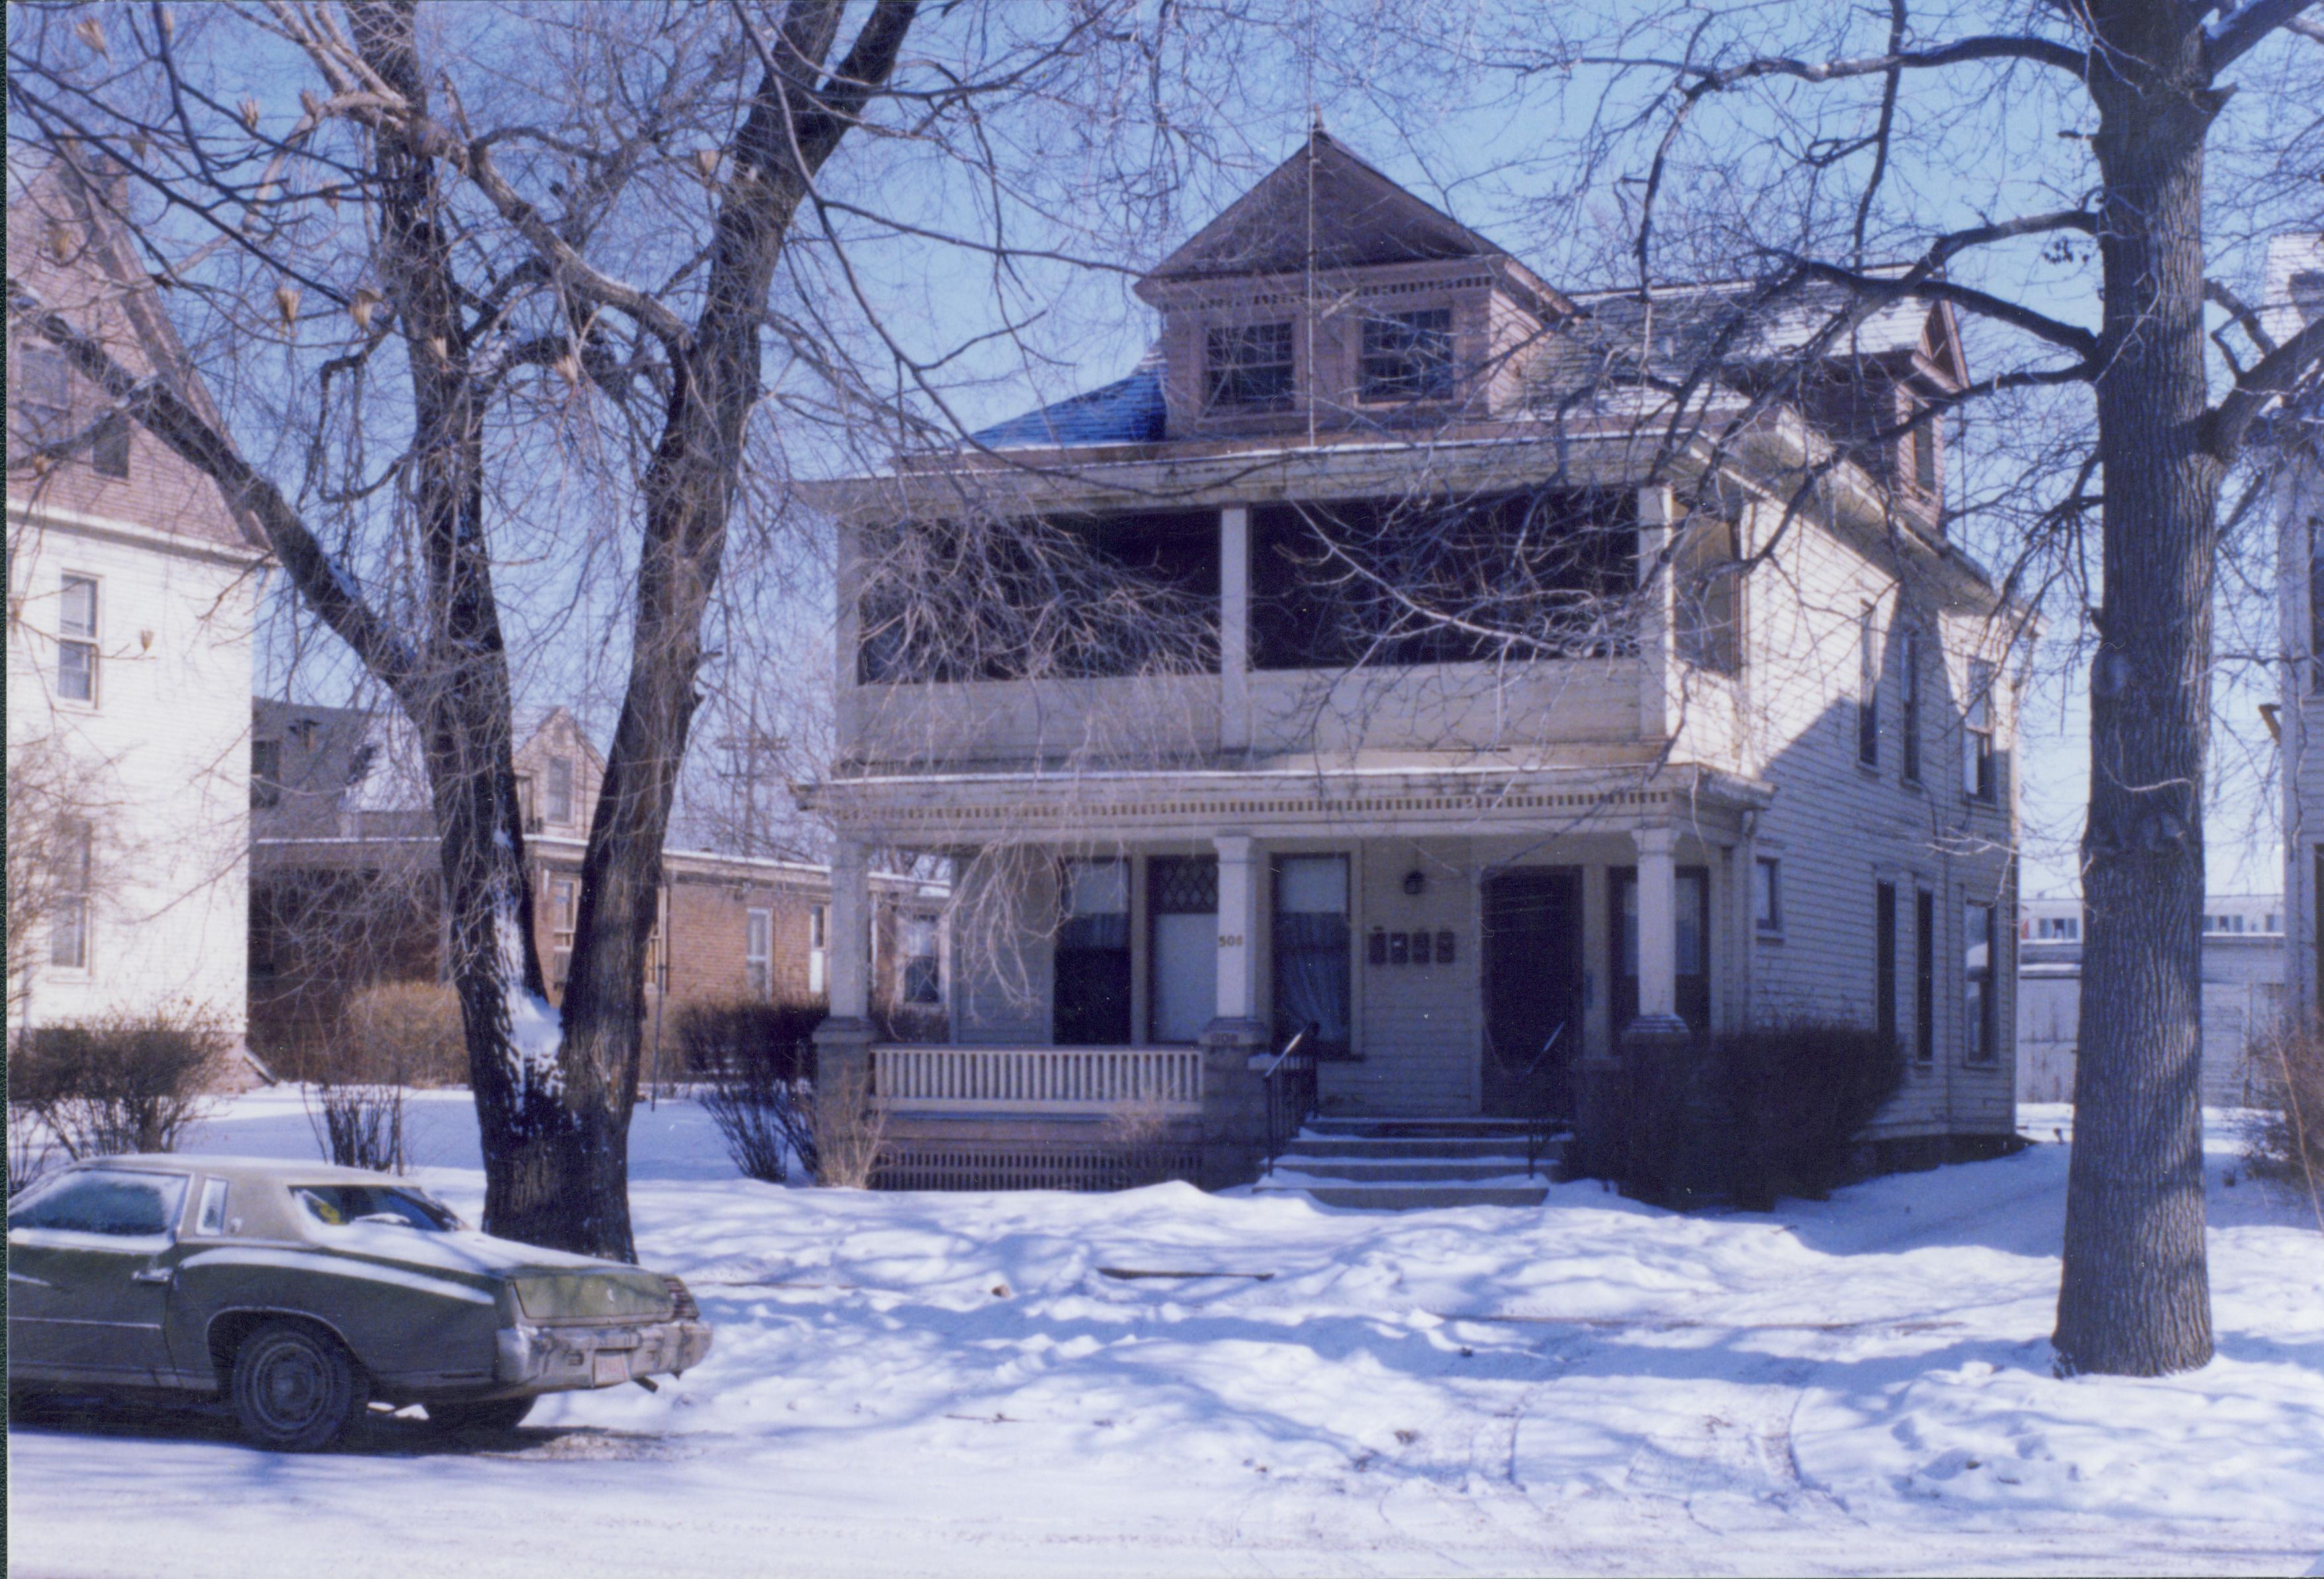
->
xmin=1205 ymin=322 xmax=1295 ymax=410
xmin=545 ymin=756 xmax=575 ymax=825
xmin=11 ymin=342 xmax=71 ymax=447
xmin=1912 ymin=418 xmax=1938 ymax=494
xmin=1359 ymin=309 xmax=1454 ymax=402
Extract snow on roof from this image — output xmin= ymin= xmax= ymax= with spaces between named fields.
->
xmin=1541 ymin=271 xmax=1946 ymax=392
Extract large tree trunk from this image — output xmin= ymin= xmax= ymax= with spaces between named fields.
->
xmin=2055 ymin=1 xmax=2219 ymax=1376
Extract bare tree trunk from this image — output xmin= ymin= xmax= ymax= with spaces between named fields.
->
xmin=2056 ymin=1 xmax=2219 ymax=1376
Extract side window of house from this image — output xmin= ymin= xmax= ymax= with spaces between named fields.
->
xmin=1054 ymin=858 xmax=1131 ymax=1045
xmin=1963 ymin=659 xmax=1996 ymax=802
xmin=1963 ymin=899 xmax=1996 ymax=1063
xmin=1205 ymin=322 xmax=1295 ymax=411
xmin=808 ymin=903 xmax=828 ymax=996
xmin=58 ymin=574 xmax=100 ymax=705
xmin=1358 ymin=309 xmax=1453 ymax=402
xmin=1914 ymin=888 xmax=1936 ymax=1064
xmin=1899 ymin=630 xmax=1922 ymax=784
xmin=251 ymin=737 xmax=283 ymax=809
xmin=1857 ymin=608 xmax=1879 ymax=766
xmin=545 ymin=755 xmax=575 ymax=826
xmin=549 ymin=878 xmax=577 ymax=991
xmin=1753 ymin=856 xmax=1781 ymax=934
xmin=1875 ymin=881 xmax=1898 ymax=1047
xmin=11 ymin=341 xmax=72 ymax=451
xmin=745 ymin=907 xmax=772 ymax=998
xmin=1674 ymin=518 xmax=1742 ymax=674
xmin=50 ymin=816 xmax=94 ymax=971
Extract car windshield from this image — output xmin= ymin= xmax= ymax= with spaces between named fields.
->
xmin=294 ymin=1185 xmax=459 ymax=1232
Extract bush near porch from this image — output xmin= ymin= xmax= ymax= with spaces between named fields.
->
xmin=1585 ymin=1020 xmax=1907 ymax=1209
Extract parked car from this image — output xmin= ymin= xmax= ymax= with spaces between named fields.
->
xmin=6 ymin=1155 xmax=712 ymax=1450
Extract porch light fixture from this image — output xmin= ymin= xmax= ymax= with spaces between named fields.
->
xmin=1403 ymin=869 xmax=1426 ymax=897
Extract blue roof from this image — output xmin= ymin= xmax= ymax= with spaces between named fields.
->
xmin=969 ymin=363 xmax=1166 ymax=449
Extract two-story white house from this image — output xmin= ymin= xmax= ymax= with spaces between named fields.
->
xmin=2271 ymin=232 xmax=2324 ymax=1030
xmin=798 ymin=134 xmax=2026 ymax=1191
xmin=7 ymin=154 xmax=269 ymax=1047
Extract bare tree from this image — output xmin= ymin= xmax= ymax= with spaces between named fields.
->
xmin=6 ymin=0 xmax=1209 ymax=1257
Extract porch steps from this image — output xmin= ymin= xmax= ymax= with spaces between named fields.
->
xmin=1254 ymin=1117 xmax=1565 ymax=1210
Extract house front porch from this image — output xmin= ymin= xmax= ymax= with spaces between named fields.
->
xmin=802 ymin=763 xmax=1771 ymax=1189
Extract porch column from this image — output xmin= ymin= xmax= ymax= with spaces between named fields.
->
xmin=1220 ymin=506 xmax=1251 ymax=753
xmin=813 ymin=836 xmax=876 ymax=1085
xmin=1632 ymin=825 xmax=1680 ymax=1024
xmin=1199 ymin=830 xmax=1269 ymax=1187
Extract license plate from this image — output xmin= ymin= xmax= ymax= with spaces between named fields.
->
xmin=592 ymin=1351 xmax=628 ymax=1386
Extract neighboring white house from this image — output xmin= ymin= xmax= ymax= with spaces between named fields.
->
xmin=6 ymin=155 xmax=269 ymax=1045
xmin=798 ymin=134 xmax=2030 ymax=1189
xmin=2274 ymin=232 xmax=2324 ymax=1031
xmin=2016 ymin=895 xmax=2284 ymax=1105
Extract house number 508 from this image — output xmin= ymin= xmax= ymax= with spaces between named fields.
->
xmin=1218 ymin=934 xmax=1245 ymax=948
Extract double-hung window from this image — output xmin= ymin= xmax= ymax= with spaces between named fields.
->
xmin=1857 ymin=609 xmax=1879 ymax=767
xmin=901 ymin=915 xmax=943 ymax=1007
xmin=549 ymin=878 xmax=577 ymax=991
xmin=545 ymin=756 xmax=575 ymax=826
xmin=1358 ymin=308 xmax=1453 ymax=402
xmin=50 ymin=817 xmax=93 ymax=970
xmin=1914 ymin=889 xmax=1936 ymax=1064
xmin=1205 ymin=322 xmax=1295 ymax=411
xmin=808 ymin=904 xmax=828 ymax=996
xmin=745 ymin=907 xmax=772 ymax=999
xmin=1899 ymin=631 xmax=1922 ymax=784
xmin=12 ymin=342 xmax=71 ymax=449
xmin=1963 ymin=899 xmax=1996 ymax=1063
xmin=1054 ymin=858 xmax=1131 ymax=1044
xmin=1753 ymin=856 xmax=1781 ymax=934
xmin=1875 ymin=882 xmax=1898 ymax=1047
xmin=1963 ymin=659 xmax=1996 ymax=802
xmin=58 ymin=574 xmax=99 ymax=704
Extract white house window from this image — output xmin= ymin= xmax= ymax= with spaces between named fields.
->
xmin=12 ymin=341 xmax=71 ymax=447
xmin=808 ymin=903 xmax=828 ymax=996
xmin=1964 ymin=899 xmax=1996 ymax=1064
xmin=58 ymin=574 xmax=99 ymax=704
xmin=745 ymin=907 xmax=772 ymax=999
xmin=251 ymin=737 xmax=283 ymax=809
xmin=1899 ymin=630 xmax=1922 ymax=784
xmin=1205 ymin=322 xmax=1295 ymax=410
xmin=51 ymin=817 xmax=93 ymax=970
xmin=545 ymin=755 xmax=575 ymax=825
xmin=1963 ymin=660 xmax=1996 ymax=802
xmin=1358 ymin=308 xmax=1453 ymax=402
xmin=1753 ymin=856 xmax=1781 ymax=932
xmin=549 ymin=877 xmax=577 ymax=990
xmin=1857 ymin=609 xmax=1879 ymax=767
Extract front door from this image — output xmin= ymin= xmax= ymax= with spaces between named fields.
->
xmin=1481 ymin=868 xmax=1583 ymax=1120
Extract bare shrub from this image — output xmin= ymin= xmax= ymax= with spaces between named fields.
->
xmin=9 ymin=1101 xmax=59 ymax=1197
xmin=343 ymin=982 xmax=467 ymax=1088
xmin=811 ymin=1058 xmax=889 ymax=1191
xmin=2243 ymin=1020 xmax=2324 ymax=1223
xmin=9 ymin=1010 xmax=225 ymax=1159
xmin=1720 ymin=1022 xmax=1908 ymax=1209
xmin=305 ymin=1081 xmax=407 ymax=1173
xmin=686 ymin=999 xmax=822 ymax=1185
xmin=1100 ymin=1093 xmax=1180 ymax=1187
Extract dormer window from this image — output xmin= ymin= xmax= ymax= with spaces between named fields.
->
xmin=545 ymin=755 xmax=575 ymax=825
xmin=1360 ymin=309 xmax=1454 ymax=402
xmin=1205 ymin=322 xmax=1295 ymax=410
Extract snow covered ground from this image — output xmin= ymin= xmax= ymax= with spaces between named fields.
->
xmin=8 ymin=1093 xmax=2323 ymax=1578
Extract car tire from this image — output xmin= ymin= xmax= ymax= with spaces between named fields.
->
xmin=422 ymin=1396 xmax=535 ymax=1437
xmin=230 ymin=1322 xmax=367 ymax=1452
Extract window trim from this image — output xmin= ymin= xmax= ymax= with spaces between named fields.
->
xmin=745 ymin=906 xmax=773 ymax=999
xmin=57 ymin=572 xmax=100 ymax=708
xmin=1753 ymin=856 xmax=1783 ymax=935
xmin=1356 ymin=306 xmax=1455 ymax=404
xmin=1963 ymin=897 xmax=1998 ymax=1065
xmin=49 ymin=815 xmax=94 ymax=973
xmin=1203 ymin=320 xmax=1297 ymax=412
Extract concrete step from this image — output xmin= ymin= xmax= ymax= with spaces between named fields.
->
xmin=1285 ymin=1134 xmax=1565 ymax=1160
xmin=1302 ymin=1116 xmax=1548 ymax=1140
xmin=1254 ymin=1180 xmax=1551 ymax=1210
xmin=1268 ymin=1155 xmax=1539 ymax=1183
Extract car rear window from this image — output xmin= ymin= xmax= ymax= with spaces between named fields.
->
xmin=295 ymin=1185 xmax=459 ymax=1232
xmin=9 ymin=1169 xmax=187 ymax=1238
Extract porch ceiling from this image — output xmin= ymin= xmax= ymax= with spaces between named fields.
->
xmin=795 ymin=760 xmax=1770 ymax=845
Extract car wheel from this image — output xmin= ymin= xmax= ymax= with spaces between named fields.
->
xmin=422 ymin=1396 xmax=535 ymax=1437
xmin=230 ymin=1322 xmax=366 ymax=1452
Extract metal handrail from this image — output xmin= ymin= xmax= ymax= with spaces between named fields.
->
xmin=1259 ymin=1023 xmax=1312 ymax=1079
xmin=1259 ymin=1022 xmax=1321 ymax=1178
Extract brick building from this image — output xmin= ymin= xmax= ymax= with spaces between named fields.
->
xmin=248 ymin=700 xmax=943 ymax=1071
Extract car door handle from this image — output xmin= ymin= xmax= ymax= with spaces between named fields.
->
xmin=131 ymin=1267 xmax=174 ymax=1285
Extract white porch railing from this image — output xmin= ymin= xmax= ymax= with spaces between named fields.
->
xmin=872 ymin=1045 xmax=1204 ymax=1114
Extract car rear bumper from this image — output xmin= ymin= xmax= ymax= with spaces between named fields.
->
xmin=493 ymin=1317 xmax=712 ymax=1394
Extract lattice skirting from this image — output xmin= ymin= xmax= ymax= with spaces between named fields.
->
xmin=874 ymin=1142 xmax=1203 ymax=1193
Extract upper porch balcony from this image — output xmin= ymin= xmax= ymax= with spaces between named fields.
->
xmin=829 ymin=476 xmax=1747 ymax=786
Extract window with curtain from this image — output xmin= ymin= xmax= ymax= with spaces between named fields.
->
xmin=1272 ymin=854 xmax=1350 ymax=1058
xmin=1148 ymin=856 xmax=1218 ymax=1045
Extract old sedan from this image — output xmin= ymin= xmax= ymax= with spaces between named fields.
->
xmin=6 ymin=1155 xmax=711 ymax=1451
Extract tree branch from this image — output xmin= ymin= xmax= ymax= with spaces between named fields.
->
xmin=2206 ymin=0 xmax=2321 ymax=72
xmin=2205 ymin=310 xmax=2324 ymax=461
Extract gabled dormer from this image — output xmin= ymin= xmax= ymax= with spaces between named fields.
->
xmin=1131 ymin=132 xmax=1571 ymax=439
